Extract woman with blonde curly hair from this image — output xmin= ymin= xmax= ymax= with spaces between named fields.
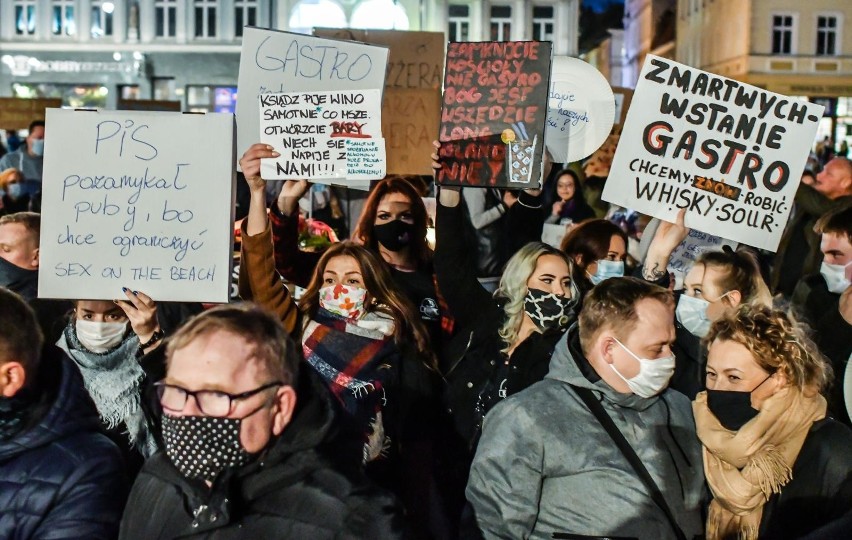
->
xmin=695 ymin=305 xmax=852 ymax=539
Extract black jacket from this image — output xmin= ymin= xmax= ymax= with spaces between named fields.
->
xmin=118 ymin=369 xmax=406 ymax=539
xmin=760 ymin=418 xmax=852 ymax=538
xmin=0 ymin=348 xmax=127 ymax=539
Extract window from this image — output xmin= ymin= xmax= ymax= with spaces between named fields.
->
xmin=351 ymin=0 xmax=409 ymax=30
xmin=14 ymin=0 xmax=36 ymax=35
xmin=235 ymin=0 xmax=258 ymax=37
xmin=289 ymin=0 xmax=347 ymax=35
xmin=816 ymin=16 xmax=838 ymax=55
xmin=155 ymin=0 xmax=177 ymax=37
xmin=187 ymin=85 xmax=238 ymax=114
xmin=195 ymin=0 xmax=217 ymax=38
xmin=52 ymin=0 xmax=76 ymax=36
xmin=771 ymin=14 xmax=795 ymax=55
xmin=490 ymin=5 xmax=512 ymax=42
xmin=532 ymin=5 xmax=554 ymax=41
xmin=91 ymin=1 xmax=115 ymax=38
xmin=448 ymin=5 xmax=470 ymax=42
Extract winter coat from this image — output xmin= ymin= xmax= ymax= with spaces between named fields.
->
xmin=760 ymin=418 xmax=852 ymax=538
xmin=118 ymin=369 xmax=406 ymax=539
xmin=466 ymin=328 xmax=705 ymax=540
xmin=0 ymin=348 xmax=127 ymax=539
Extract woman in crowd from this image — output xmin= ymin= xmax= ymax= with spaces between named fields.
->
xmin=0 ymin=168 xmax=29 ymax=216
xmin=560 ymin=218 xmax=628 ymax=298
xmin=695 ymin=305 xmax=852 ymax=539
xmin=57 ymin=289 xmax=164 ymax=475
xmin=238 ymin=143 xmax=442 ymax=538
xmin=544 ymin=168 xmax=595 ymax=226
xmin=641 ymin=215 xmax=773 ymax=397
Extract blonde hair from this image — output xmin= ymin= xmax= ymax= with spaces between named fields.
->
xmin=705 ymin=305 xmax=832 ymax=393
xmin=495 ymin=242 xmax=573 ymax=353
xmin=0 ymin=168 xmax=23 ymax=190
xmin=698 ymin=247 xmax=772 ymax=308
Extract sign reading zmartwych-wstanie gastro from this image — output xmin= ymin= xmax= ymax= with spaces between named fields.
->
xmin=602 ymin=55 xmax=824 ymax=252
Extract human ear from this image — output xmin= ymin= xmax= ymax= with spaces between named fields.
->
xmin=0 ymin=361 xmax=26 ymax=397
xmin=726 ymin=290 xmax=742 ymax=308
xmin=271 ymin=386 xmax=297 ymax=436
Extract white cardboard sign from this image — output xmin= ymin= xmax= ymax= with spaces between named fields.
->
xmin=38 ymin=109 xmax=235 ymax=302
xmin=667 ymin=227 xmax=736 ymax=289
xmin=259 ymin=89 xmax=386 ymax=181
xmin=602 ymin=55 xmax=824 ymax=252
xmin=237 ymin=27 xmax=389 ymax=169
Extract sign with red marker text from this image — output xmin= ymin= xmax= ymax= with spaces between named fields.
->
xmin=437 ymin=41 xmax=552 ymax=188
xmin=602 ymin=55 xmax=823 ymax=252
xmin=259 ymin=89 xmax=385 ymax=181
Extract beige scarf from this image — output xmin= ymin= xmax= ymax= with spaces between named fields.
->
xmin=693 ymin=386 xmax=826 ymax=540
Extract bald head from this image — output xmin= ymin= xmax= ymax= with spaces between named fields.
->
xmin=815 ymin=158 xmax=852 ymax=200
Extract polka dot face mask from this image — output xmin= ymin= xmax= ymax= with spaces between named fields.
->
xmin=161 ymin=415 xmax=255 ymax=482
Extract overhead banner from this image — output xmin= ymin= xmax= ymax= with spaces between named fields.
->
xmin=436 ymin=41 xmax=553 ymax=188
xmin=602 ymin=55 xmax=824 ymax=251
xmin=544 ymin=56 xmax=615 ymax=164
xmin=259 ymin=89 xmax=385 ymax=181
xmin=236 ymin=27 xmax=389 ymax=167
xmin=38 ymin=109 xmax=235 ymax=302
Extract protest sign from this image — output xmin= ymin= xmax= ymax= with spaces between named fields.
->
xmin=602 ymin=55 xmax=824 ymax=251
xmin=656 ymin=221 xmax=736 ymax=289
xmin=314 ymin=28 xmax=443 ymax=174
xmin=541 ymin=223 xmax=568 ymax=248
xmin=0 ymin=97 xmax=61 ymax=130
xmin=236 ymin=27 xmax=389 ymax=165
xmin=259 ymin=89 xmax=385 ymax=181
xmin=437 ymin=41 xmax=553 ymax=188
xmin=544 ymin=57 xmax=615 ymax=164
xmin=38 ymin=109 xmax=235 ymax=302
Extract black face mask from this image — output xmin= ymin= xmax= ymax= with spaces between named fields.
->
xmin=373 ymin=220 xmax=414 ymax=252
xmin=523 ymin=288 xmax=575 ymax=331
xmin=0 ymin=256 xmax=38 ymax=301
xmin=706 ymin=374 xmax=772 ymax=431
xmin=162 ymin=415 xmax=256 ymax=482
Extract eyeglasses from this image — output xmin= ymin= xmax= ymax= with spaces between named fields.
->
xmin=154 ymin=381 xmax=283 ymax=418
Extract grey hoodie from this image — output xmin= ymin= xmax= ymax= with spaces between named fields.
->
xmin=466 ymin=329 xmax=705 ymax=540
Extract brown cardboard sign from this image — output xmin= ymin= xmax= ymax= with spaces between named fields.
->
xmin=0 ymin=98 xmax=62 ymax=130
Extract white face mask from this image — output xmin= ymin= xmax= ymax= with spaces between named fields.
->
xmin=820 ymin=261 xmax=851 ymax=294
xmin=675 ymin=294 xmax=712 ymax=338
xmin=609 ymin=338 xmax=676 ymax=398
xmin=75 ymin=319 xmax=128 ymax=353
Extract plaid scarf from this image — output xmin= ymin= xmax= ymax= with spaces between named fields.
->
xmin=302 ymin=308 xmax=399 ymax=439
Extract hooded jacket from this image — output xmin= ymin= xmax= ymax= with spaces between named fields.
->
xmin=466 ymin=328 xmax=705 ymax=540
xmin=118 ymin=369 xmax=405 ymax=539
xmin=0 ymin=348 xmax=127 ymax=539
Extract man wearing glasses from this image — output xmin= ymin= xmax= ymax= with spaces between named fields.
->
xmin=118 ymin=304 xmax=404 ymax=538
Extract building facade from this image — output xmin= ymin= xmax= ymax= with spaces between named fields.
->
xmin=622 ymin=0 xmax=675 ymax=87
xmin=0 ymin=0 xmax=578 ymax=112
xmin=676 ymin=0 xmax=852 ymax=149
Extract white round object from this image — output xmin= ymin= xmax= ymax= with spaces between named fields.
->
xmin=545 ymin=56 xmax=616 ymax=164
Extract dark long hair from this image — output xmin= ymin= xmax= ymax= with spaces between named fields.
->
xmin=550 ymin=168 xmax=586 ymax=204
xmin=560 ymin=219 xmax=628 ymax=272
xmin=353 ymin=176 xmax=432 ymax=267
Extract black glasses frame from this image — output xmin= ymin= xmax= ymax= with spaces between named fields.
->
xmin=154 ymin=381 xmax=284 ymax=417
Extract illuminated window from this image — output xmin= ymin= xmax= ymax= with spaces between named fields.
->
xmin=52 ymin=0 xmax=76 ymax=36
xmin=14 ymin=0 xmax=36 ymax=36
xmin=91 ymin=1 xmax=115 ymax=39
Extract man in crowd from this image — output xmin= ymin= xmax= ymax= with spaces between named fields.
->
xmin=793 ymin=205 xmax=852 ymax=425
xmin=773 ymin=157 xmax=852 ymax=297
xmin=0 ymin=212 xmax=69 ymax=341
xmin=0 ymin=120 xmax=44 ymax=196
xmin=467 ymin=277 xmax=704 ymax=539
xmin=119 ymin=304 xmax=404 ymax=538
xmin=0 ymin=288 xmax=127 ymax=538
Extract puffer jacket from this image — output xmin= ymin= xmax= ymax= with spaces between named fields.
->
xmin=118 ymin=369 xmax=406 ymax=539
xmin=0 ymin=347 xmax=128 ymax=539
xmin=466 ymin=327 xmax=705 ymax=540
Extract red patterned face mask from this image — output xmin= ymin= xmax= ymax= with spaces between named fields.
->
xmin=319 ymin=284 xmax=368 ymax=320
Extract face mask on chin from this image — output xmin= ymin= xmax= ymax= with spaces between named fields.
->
xmin=75 ymin=319 xmax=128 ymax=353
xmin=609 ymin=338 xmax=676 ymax=398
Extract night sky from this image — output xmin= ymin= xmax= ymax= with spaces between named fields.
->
xmin=584 ymin=0 xmax=625 ymax=12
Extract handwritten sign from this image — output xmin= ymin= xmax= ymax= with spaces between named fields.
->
xmin=38 ymin=109 xmax=235 ymax=302
xmin=544 ymin=57 xmax=615 ymax=164
xmin=602 ymin=55 xmax=823 ymax=251
xmin=236 ymin=27 xmax=388 ymax=166
xmin=667 ymin=226 xmax=736 ymax=289
xmin=437 ymin=41 xmax=552 ymax=188
xmin=259 ymin=89 xmax=385 ymax=181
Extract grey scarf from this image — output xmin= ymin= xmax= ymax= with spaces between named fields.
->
xmin=57 ymin=323 xmax=157 ymax=457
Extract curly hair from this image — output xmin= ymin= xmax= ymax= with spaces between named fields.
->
xmin=705 ymin=305 xmax=832 ymax=393
xmin=495 ymin=242 xmax=574 ymax=353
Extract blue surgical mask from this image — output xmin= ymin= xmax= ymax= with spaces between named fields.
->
xmin=6 ymin=183 xmax=23 ymax=200
xmin=30 ymin=139 xmax=44 ymax=156
xmin=588 ymin=259 xmax=624 ymax=285
xmin=675 ymin=294 xmax=712 ymax=337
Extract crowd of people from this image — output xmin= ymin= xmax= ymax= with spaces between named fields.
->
xmin=0 ymin=118 xmax=851 ymax=540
